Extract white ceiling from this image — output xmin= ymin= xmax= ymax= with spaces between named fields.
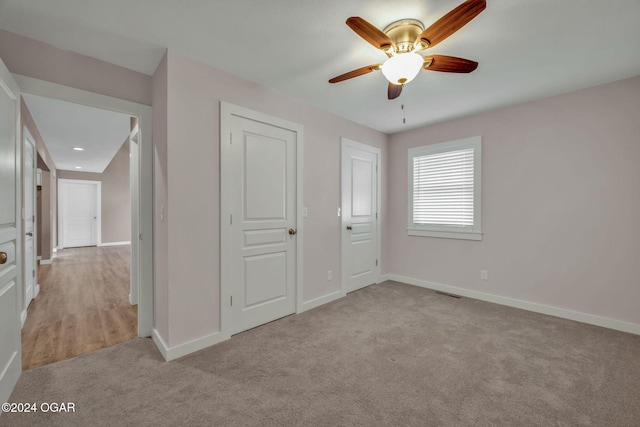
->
xmin=22 ymin=94 xmax=131 ymax=173
xmin=2 ymin=0 xmax=640 ymax=134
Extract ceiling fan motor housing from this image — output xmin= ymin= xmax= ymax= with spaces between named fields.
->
xmin=383 ymin=19 xmax=426 ymax=54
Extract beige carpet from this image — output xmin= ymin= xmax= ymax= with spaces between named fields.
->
xmin=5 ymin=281 xmax=640 ymax=426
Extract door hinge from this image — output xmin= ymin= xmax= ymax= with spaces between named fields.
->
xmin=375 ymin=212 xmax=378 ymax=219
xmin=139 ymin=233 xmax=143 ymax=240
xmin=230 ymin=214 xmax=233 ymax=225
xmin=230 ymin=295 xmax=233 ymax=306
xmin=32 ymin=270 xmax=35 ymax=278
xmin=230 ymin=133 xmax=233 ymax=145
xmin=375 ymin=259 xmax=378 ymax=266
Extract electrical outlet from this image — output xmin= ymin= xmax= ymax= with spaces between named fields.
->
xmin=481 ymin=270 xmax=488 ymax=280
xmin=328 ymin=270 xmax=332 ymax=281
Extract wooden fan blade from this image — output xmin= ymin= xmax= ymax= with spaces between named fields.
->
xmin=329 ymin=64 xmax=381 ymax=83
xmin=418 ymin=0 xmax=486 ymax=49
xmin=388 ymin=83 xmax=403 ymax=100
xmin=346 ymin=17 xmax=395 ymax=51
xmin=423 ymin=55 xmax=478 ymax=73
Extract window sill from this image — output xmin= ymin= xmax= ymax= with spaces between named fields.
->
xmin=408 ymin=229 xmax=482 ymax=241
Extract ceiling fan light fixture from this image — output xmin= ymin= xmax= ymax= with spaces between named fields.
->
xmin=330 ymin=1 xmax=485 ymax=98
xmin=381 ymin=52 xmax=423 ymax=85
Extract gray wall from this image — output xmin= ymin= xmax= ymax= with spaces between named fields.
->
xmin=386 ymin=75 xmax=640 ymax=326
xmin=101 ymin=138 xmax=131 ymax=243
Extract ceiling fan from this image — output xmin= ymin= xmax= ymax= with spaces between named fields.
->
xmin=329 ymin=0 xmax=486 ymax=100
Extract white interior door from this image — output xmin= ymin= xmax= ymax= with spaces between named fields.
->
xmin=59 ymin=179 xmax=100 ymax=248
xmin=229 ymin=112 xmax=297 ymax=335
xmin=0 ymin=57 xmax=23 ymax=404
xmin=23 ymin=127 xmax=38 ymax=318
xmin=341 ymin=138 xmax=381 ymax=292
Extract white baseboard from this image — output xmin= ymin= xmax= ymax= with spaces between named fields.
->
xmin=40 ymin=258 xmax=52 ymax=265
xmin=98 ymin=241 xmax=131 ymax=247
xmin=151 ymin=329 xmax=229 ymax=362
xmin=152 ymin=289 xmax=353 ymax=361
xmin=129 ymin=293 xmax=139 ymax=305
xmin=20 ymin=286 xmax=41 ymax=328
xmin=300 ymin=290 xmax=346 ymax=313
xmin=383 ymin=274 xmax=640 ymax=336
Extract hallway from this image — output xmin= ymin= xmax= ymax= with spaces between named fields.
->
xmin=21 ymin=245 xmax=137 ymax=370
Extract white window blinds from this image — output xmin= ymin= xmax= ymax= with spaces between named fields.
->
xmin=413 ymin=147 xmax=475 ymax=227
xmin=408 ymin=136 xmax=481 ymax=240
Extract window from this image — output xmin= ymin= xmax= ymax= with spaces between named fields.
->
xmin=408 ymin=136 xmax=482 ymax=240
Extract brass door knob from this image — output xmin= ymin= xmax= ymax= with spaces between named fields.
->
xmin=346 ymin=225 xmax=352 ymax=230
xmin=288 ymin=228 xmax=297 ymax=235
xmin=0 ymin=252 xmax=7 ymax=265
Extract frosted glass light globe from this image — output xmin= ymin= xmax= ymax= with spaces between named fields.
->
xmin=381 ymin=52 xmax=424 ymax=85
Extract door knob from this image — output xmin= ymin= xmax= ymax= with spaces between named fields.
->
xmin=26 ymin=232 xmax=33 ymax=237
xmin=346 ymin=225 xmax=352 ymax=230
xmin=0 ymin=252 xmax=7 ymax=265
xmin=288 ymin=228 xmax=297 ymax=235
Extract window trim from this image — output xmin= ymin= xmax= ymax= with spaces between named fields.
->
xmin=407 ymin=136 xmax=482 ymax=240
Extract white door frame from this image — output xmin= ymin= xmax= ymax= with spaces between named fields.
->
xmin=14 ymin=75 xmax=154 ymax=337
xmin=129 ymin=123 xmax=140 ymax=305
xmin=341 ymin=138 xmax=382 ymax=292
xmin=58 ymin=178 xmax=101 ymax=248
xmin=220 ymin=101 xmax=304 ymax=339
xmin=22 ymin=126 xmax=39 ymax=326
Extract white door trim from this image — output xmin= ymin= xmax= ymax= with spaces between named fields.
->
xmin=220 ymin=101 xmax=304 ymax=339
xmin=14 ymin=74 xmax=154 ymax=338
xmin=22 ymin=126 xmax=39 ymax=326
xmin=341 ymin=138 xmax=382 ymax=292
xmin=129 ymin=123 xmax=140 ymax=305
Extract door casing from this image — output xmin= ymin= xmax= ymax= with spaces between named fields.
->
xmin=220 ymin=101 xmax=304 ymax=339
xmin=15 ymin=75 xmax=154 ymax=338
xmin=22 ymin=126 xmax=39 ymax=325
xmin=129 ymin=123 xmax=140 ymax=305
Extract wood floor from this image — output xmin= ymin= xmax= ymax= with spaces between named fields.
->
xmin=21 ymin=245 xmax=137 ymax=371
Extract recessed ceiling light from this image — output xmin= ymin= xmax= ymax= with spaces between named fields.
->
xmin=74 ymin=166 xmax=82 ymax=169
xmin=72 ymin=147 xmax=84 ymax=151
